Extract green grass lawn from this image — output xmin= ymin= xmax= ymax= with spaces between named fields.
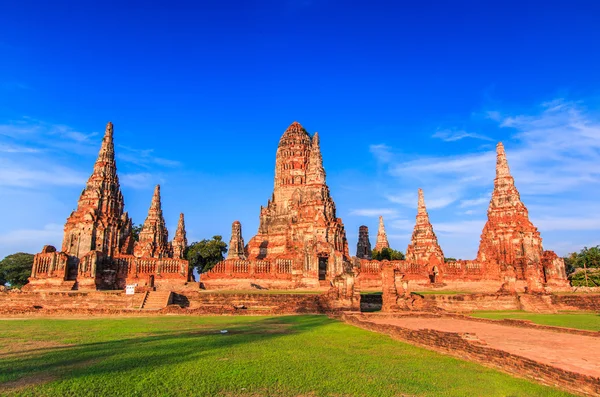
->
xmin=471 ymin=311 xmax=600 ymax=331
xmin=0 ymin=315 xmax=574 ymax=397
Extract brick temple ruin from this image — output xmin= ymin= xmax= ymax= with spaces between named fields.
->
xmin=23 ymin=120 xmax=570 ymax=295
xmin=26 ymin=122 xmax=190 ymax=291
xmin=203 ymin=121 xmax=353 ymax=289
xmin=358 ymin=142 xmax=570 ymax=293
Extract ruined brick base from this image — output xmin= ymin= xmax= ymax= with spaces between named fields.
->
xmin=0 ymin=290 xmax=358 ymax=316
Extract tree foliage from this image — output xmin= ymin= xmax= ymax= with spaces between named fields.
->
xmin=564 ymin=246 xmax=600 ymax=274
xmin=0 ymin=252 xmax=34 ymax=288
xmin=444 ymin=257 xmax=457 ymax=263
xmin=372 ymin=248 xmax=405 ymax=261
xmin=563 ymin=246 xmax=600 ymax=286
xmin=186 ymin=235 xmax=228 ymax=273
xmin=131 ymin=224 xmax=143 ymax=242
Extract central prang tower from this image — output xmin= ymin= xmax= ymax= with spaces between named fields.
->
xmin=246 ymin=121 xmax=350 ymax=286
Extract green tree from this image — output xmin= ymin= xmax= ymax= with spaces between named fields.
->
xmin=564 ymin=246 xmax=600 ymax=273
xmin=131 ymin=224 xmax=143 ymax=242
xmin=444 ymin=257 xmax=457 ymax=263
xmin=372 ymin=247 xmax=405 ymax=261
xmin=0 ymin=252 xmax=34 ymax=288
xmin=186 ymin=235 xmax=228 ymax=273
xmin=564 ymin=246 xmax=600 ymax=287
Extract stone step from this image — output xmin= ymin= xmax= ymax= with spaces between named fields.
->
xmin=140 ymin=291 xmax=172 ymax=310
xmin=518 ymin=294 xmax=557 ymax=313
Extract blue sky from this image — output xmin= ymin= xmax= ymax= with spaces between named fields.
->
xmin=1 ymin=0 xmax=600 ymax=260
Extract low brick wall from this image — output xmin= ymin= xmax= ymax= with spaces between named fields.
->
xmin=422 ymin=293 xmax=520 ymax=312
xmin=343 ymin=313 xmax=600 ymax=396
xmin=0 ymin=291 xmax=330 ymax=316
xmin=551 ymin=294 xmax=600 ymax=311
xmin=0 ymin=291 xmax=143 ymax=314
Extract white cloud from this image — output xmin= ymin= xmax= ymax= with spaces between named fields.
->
xmin=0 ymin=159 xmax=87 ymax=187
xmin=370 ymin=98 xmax=600 ymax=258
xmin=120 ymin=172 xmax=158 ymax=189
xmin=349 ymin=208 xmax=398 ymax=217
xmin=0 ymin=223 xmax=63 ymax=259
xmin=117 ymin=145 xmax=181 ymax=168
xmin=459 ymin=196 xmax=490 ymax=208
xmin=369 ymin=144 xmax=393 ymax=164
xmin=432 ymin=129 xmax=493 ymax=142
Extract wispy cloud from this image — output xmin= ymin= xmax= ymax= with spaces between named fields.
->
xmin=432 ymin=129 xmax=493 ymax=142
xmin=0 ymin=223 xmax=63 ymax=258
xmin=117 ymin=145 xmax=181 ymax=168
xmin=120 ymin=172 xmax=161 ymax=189
xmin=349 ymin=208 xmax=398 ymax=217
xmin=370 ymin=98 xmax=600 ymax=256
xmin=0 ymin=159 xmax=87 ymax=188
xmin=369 ymin=144 xmax=393 ymax=164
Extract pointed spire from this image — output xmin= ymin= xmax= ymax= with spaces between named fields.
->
xmin=95 ymin=121 xmax=115 ymax=166
xmin=312 ymin=131 xmax=320 ymax=147
xmin=151 ymin=184 xmax=162 ymax=212
xmin=172 ymin=213 xmax=187 ymax=259
xmin=307 ymin=132 xmax=326 ymax=184
xmin=418 ymin=188 xmax=426 ymax=214
xmin=61 ymin=121 xmax=128 ymax=258
xmin=374 ymin=216 xmax=390 ymax=251
xmin=227 ymin=220 xmax=246 ymax=260
xmin=406 ymin=188 xmax=444 ymax=269
xmin=175 ymin=213 xmax=186 ymax=240
xmin=496 ymin=142 xmax=511 ymax=178
xmin=134 ymin=184 xmax=170 ymax=258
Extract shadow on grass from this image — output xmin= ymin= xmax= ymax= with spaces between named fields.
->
xmin=0 ymin=315 xmax=336 ymax=392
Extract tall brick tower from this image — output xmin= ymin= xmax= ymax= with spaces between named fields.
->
xmin=61 ymin=122 xmax=133 ymax=258
xmin=246 ymin=122 xmax=350 ymax=284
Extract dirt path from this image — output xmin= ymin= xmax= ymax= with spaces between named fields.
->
xmin=367 ymin=316 xmax=600 ymax=378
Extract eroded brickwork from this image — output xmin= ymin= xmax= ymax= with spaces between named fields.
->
xmin=405 ymin=189 xmax=445 ymax=282
xmin=362 ymin=143 xmax=569 ymax=293
xmin=28 ymin=122 xmax=189 ymax=291
xmin=134 ymin=185 xmax=171 ymax=259
xmin=205 ymin=122 xmax=351 ymax=289
xmin=227 ymin=221 xmax=246 ymax=260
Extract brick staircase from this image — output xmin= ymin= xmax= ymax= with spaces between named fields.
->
xmin=139 ymin=291 xmax=172 ymax=310
xmin=518 ymin=294 xmax=557 ymax=313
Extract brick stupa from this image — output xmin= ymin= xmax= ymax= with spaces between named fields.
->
xmin=477 ymin=143 xmax=544 ymax=281
xmin=247 ymin=122 xmax=350 ymax=278
xmin=205 ymin=122 xmax=351 ymax=288
xmin=356 ymin=225 xmax=372 ymax=259
xmin=374 ymin=216 xmax=390 ymax=251
xmin=172 ymin=213 xmax=187 ymax=259
xmin=134 ymin=185 xmax=170 ymax=259
xmin=476 ymin=142 xmax=568 ymax=291
xmin=405 ymin=189 xmax=445 ymax=277
xmin=227 ymin=221 xmax=246 ymax=260
xmin=28 ymin=122 xmax=189 ymax=291
xmin=62 ymin=122 xmax=134 ymax=259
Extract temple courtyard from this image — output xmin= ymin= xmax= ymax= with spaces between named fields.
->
xmin=0 ymin=314 xmax=590 ymax=397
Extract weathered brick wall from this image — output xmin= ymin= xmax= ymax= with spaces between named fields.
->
xmin=422 ymin=293 xmax=521 ymax=312
xmin=551 ymin=294 xmax=600 ymax=311
xmin=343 ymin=314 xmax=600 ymax=396
xmin=0 ymin=291 xmax=330 ymax=315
